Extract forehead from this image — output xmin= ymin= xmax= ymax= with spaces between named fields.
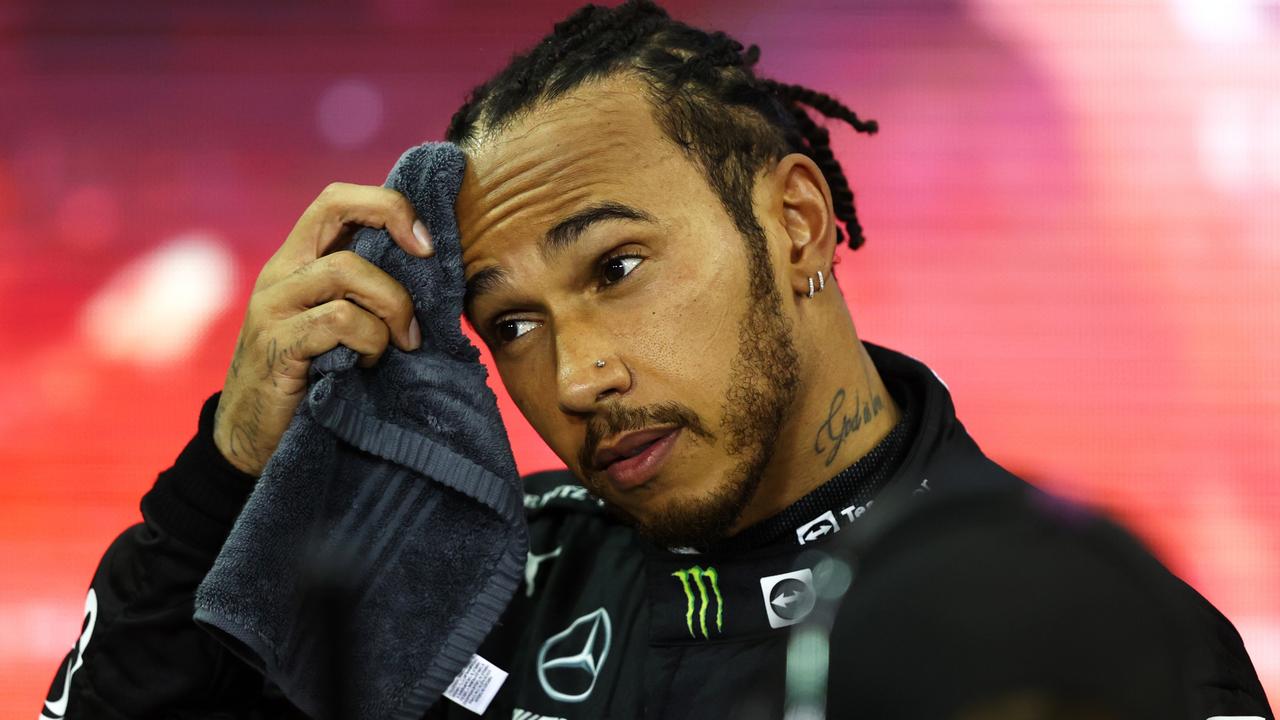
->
xmin=455 ymin=76 xmax=693 ymax=288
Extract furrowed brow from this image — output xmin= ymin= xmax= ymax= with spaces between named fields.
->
xmin=463 ymin=264 xmax=512 ymax=319
xmin=541 ymin=201 xmax=656 ymax=261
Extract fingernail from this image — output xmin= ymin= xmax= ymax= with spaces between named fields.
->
xmin=408 ymin=316 xmax=422 ymax=349
xmin=412 ymin=220 xmax=434 ymax=255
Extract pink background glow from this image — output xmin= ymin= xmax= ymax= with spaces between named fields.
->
xmin=2 ymin=0 xmax=1277 ymax=714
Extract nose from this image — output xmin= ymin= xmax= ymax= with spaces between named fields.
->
xmin=556 ymin=329 xmax=631 ymax=415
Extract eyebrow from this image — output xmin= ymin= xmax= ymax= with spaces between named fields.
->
xmin=463 ymin=265 xmax=512 ymax=320
xmin=541 ymin=201 xmax=656 ymax=261
xmin=463 ymin=200 xmax=656 ymax=318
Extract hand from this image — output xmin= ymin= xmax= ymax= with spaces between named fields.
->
xmin=212 ymin=182 xmax=433 ymax=476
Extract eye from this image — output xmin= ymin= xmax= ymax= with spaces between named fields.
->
xmin=494 ymin=318 xmax=539 ymax=344
xmin=600 ymin=253 xmax=643 ymax=285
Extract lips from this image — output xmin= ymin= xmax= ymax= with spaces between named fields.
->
xmin=592 ymin=426 xmax=681 ymax=471
xmin=596 ymin=427 xmax=682 ymax=491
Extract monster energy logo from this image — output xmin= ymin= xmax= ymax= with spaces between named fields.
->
xmin=671 ymin=566 xmax=723 ymax=639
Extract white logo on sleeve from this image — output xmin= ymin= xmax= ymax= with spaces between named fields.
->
xmin=41 ymin=588 xmax=98 ymax=719
xmin=760 ymin=569 xmax=817 ymax=629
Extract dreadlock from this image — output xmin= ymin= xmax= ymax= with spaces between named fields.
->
xmin=445 ymin=0 xmax=877 ymax=254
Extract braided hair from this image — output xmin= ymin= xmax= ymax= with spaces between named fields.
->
xmin=446 ymin=0 xmax=877 ymax=254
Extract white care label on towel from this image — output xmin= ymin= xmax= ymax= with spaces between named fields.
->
xmin=444 ymin=653 xmax=508 ymax=715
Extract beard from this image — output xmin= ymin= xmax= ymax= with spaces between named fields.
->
xmin=578 ymin=235 xmax=803 ymax=549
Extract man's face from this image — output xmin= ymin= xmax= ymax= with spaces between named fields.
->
xmin=457 ymin=76 xmax=801 ymax=546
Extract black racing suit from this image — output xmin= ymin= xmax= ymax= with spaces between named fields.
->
xmin=41 ymin=342 xmax=1273 ymax=719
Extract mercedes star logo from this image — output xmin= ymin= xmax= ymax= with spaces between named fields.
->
xmin=536 ymin=607 xmax=613 ymax=703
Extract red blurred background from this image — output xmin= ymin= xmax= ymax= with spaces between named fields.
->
xmin=2 ymin=0 xmax=1277 ymax=714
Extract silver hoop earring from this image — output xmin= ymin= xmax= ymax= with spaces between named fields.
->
xmin=807 ymin=276 xmax=815 ymax=298
xmin=817 ymin=269 xmax=825 ymax=291
xmin=595 ymin=359 xmax=606 ymax=368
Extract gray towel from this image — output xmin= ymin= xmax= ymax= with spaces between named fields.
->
xmin=193 ymin=142 xmax=527 ymax=719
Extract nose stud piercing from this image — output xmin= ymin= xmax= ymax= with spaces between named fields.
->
xmin=595 ymin=359 xmax=606 ymax=368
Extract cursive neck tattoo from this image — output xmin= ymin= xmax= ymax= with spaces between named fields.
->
xmin=813 ymin=387 xmax=886 ymax=467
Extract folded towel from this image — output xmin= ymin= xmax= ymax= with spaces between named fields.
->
xmin=193 ymin=142 xmax=527 ymax=720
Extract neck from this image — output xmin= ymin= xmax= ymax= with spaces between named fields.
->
xmin=729 ymin=312 xmax=901 ymax=534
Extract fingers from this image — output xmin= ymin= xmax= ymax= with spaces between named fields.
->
xmin=262 ymin=182 xmax=433 ymax=288
xmin=209 ymin=294 xmax=394 ymax=474
xmin=209 ymin=179 xmax=430 ymax=474
xmin=264 ymin=250 xmax=421 ymax=352
xmin=212 ymin=180 xmax=434 ymax=477
xmin=273 ymin=299 xmax=395 ymax=374
xmin=213 ymin=297 xmax=401 ymax=476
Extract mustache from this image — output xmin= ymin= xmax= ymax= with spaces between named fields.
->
xmin=578 ymin=400 xmax=715 ymax=474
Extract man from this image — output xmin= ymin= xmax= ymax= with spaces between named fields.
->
xmin=42 ymin=2 xmax=1271 ymax=719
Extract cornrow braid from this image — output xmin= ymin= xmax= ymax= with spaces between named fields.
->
xmin=757 ymin=78 xmax=878 ymax=250
xmin=446 ymin=0 xmax=877 ymax=252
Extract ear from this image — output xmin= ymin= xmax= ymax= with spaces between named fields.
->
xmin=768 ymin=153 xmax=836 ymax=298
